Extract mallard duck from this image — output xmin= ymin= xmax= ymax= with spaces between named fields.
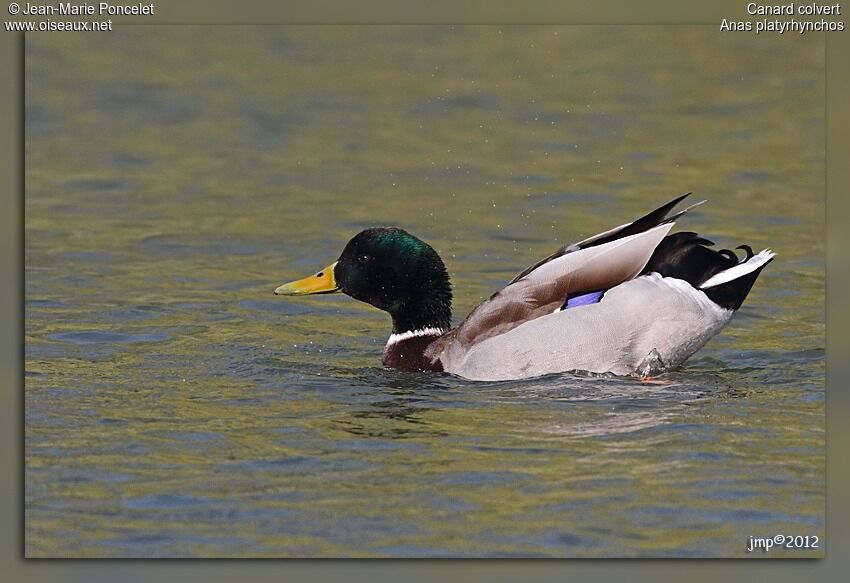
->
xmin=274 ymin=194 xmax=774 ymax=381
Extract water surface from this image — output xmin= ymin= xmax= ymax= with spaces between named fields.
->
xmin=25 ymin=26 xmax=824 ymax=557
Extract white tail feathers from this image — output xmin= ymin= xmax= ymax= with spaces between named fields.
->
xmin=699 ymin=249 xmax=775 ymax=289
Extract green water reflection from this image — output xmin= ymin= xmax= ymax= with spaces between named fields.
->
xmin=25 ymin=26 xmax=824 ymax=557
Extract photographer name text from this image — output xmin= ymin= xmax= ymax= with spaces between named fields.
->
xmin=17 ymin=2 xmax=154 ymax=16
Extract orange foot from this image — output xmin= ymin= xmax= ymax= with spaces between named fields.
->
xmin=640 ymin=376 xmax=674 ymax=385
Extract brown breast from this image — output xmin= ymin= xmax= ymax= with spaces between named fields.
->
xmin=382 ymin=334 xmax=445 ymax=372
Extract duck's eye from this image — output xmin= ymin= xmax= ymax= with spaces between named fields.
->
xmin=357 ymin=255 xmax=372 ymax=264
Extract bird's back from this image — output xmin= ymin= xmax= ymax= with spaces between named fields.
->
xmin=438 ymin=273 xmax=734 ymax=381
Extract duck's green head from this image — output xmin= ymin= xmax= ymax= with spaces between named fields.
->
xmin=275 ymin=227 xmax=452 ymax=334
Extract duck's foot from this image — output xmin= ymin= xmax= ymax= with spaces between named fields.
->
xmin=640 ymin=376 xmax=674 ymax=385
xmin=635 ymin=348 xmax=667 ymax=380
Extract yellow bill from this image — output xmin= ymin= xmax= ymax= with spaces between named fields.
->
xmin=274 ymin=261 xmax=340 ymax=295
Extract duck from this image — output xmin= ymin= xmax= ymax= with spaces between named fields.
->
xmin=274 ymin=194 xmax=774 ymax=381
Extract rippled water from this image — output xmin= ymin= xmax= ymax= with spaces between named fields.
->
xmin=25 ymin=26 xmax=824 ymax=557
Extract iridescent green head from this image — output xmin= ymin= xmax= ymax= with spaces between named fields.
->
xmin=276 ymin=227 xmax=452 ymax=334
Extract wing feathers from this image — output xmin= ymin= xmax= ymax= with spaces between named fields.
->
xmin=453 ymin=222 xmax=675 ymax=346
xmin=524 ymin=222 xmax=674 ymax=294
xmin=508 ymin=193 xmax=694 ymax=284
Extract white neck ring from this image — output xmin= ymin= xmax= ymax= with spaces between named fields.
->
xmin=386 ymin=327 xmax=446 ymax=346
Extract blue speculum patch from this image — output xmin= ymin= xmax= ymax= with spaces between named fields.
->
xmin=563 ymin=290 xmax=604 ymax=310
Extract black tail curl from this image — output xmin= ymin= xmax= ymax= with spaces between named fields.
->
xmin=642 ymin=232 xmax=768 ymax=310
xmin=641 ymin=232 xmax=736 ymax=287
